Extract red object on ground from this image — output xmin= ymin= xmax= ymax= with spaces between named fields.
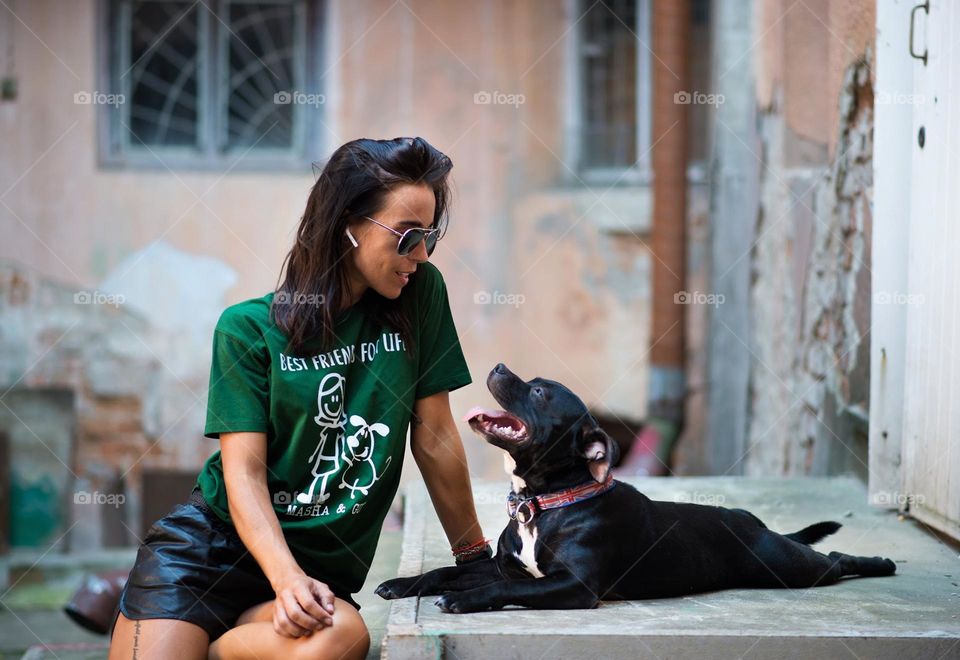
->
xmin=614 ymin=425 xmax=669 ymax=477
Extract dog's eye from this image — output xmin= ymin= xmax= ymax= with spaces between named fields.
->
xmin=532 ymin=387 xmax=544 ymax=398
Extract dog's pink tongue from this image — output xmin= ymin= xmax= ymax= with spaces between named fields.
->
xmin=463 ymin=406 xmax=505 ymax=423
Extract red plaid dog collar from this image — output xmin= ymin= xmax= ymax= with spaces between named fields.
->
xmin=507 ymin=474 xmax=616 ymax=524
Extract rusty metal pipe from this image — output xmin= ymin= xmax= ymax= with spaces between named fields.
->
xmin=649 ymin=0 xmax=691 ymax=423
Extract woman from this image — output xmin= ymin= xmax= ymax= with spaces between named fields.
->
xmin=109 ymin=137 xmax=490 ymax=659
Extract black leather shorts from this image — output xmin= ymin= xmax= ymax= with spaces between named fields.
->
xmin=115 ymin=488 xmax=360 ymax=641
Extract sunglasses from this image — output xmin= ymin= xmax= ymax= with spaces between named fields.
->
xmin=362 ymin=215 xmax=442 ymax=256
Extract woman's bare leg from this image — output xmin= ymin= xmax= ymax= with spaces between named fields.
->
xmin=109 ymin=612 xmax=209 ymax=660
xmin=208 ymin=596 xmax=370 ymax=660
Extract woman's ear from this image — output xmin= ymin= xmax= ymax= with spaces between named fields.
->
xmin=580 ymin=424 xmax=619 ymax=483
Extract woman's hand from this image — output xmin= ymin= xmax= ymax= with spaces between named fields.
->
xmin=271 ymin=571 xmax=336 ymax=638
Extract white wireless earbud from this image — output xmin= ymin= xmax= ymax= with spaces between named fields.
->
xmin=345 ymin=227 xmax=359 ymax=247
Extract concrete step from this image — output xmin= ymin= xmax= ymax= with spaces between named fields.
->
xmin=381 ymin=477 xmax=960 ymax=660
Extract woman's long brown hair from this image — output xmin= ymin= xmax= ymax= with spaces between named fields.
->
xmin=272 ymin=137 xmax=453 ymax=357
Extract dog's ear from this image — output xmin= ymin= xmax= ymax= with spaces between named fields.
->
xmin=579 ymin=424 xmax=619 ymax=483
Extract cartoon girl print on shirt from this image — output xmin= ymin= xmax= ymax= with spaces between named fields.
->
xmin=297 ymin=373 xmax=346 ymax=505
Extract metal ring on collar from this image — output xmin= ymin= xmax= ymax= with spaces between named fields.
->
xmin=515 ymin=498 xmax=539 ymax=524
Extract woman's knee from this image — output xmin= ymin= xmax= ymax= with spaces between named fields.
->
xmin=293 ymin=598 xmax=369 ymax=660
xmin=234 ymin=599 xmax=274 ymax=626
xmin=335 ymin=610 xmax=371 ymax=660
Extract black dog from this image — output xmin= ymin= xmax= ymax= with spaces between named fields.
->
xmin=376 ymin=364 xmax=896 ymax=613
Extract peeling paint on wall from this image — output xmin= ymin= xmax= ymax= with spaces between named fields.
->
xmin=0 ymin=244 xmax=238 ymax=546
xmin=746 ymin=54 xmax=874 ymax=477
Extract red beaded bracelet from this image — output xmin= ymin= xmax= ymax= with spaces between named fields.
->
xmin=452 ymin=538 xmax=491 ymax=559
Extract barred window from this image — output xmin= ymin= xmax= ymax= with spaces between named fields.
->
xmin=575 ymin=0 xmax=651 ymax=183
xmin=100 ymin=0 xmax=324 ymax=169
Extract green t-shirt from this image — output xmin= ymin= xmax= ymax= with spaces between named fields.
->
xmin=197 ymin=262 xmax=471 ymax=596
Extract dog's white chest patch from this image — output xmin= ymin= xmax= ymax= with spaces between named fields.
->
xmin=515 ymin=522 xmax=545 ymax=578
xmin=503 ymin=452 xmax=543 ymax=577
xmin=503 ymin=453 xmax=527 ymax=493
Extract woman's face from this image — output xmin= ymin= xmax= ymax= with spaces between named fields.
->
xmin=345 ymin=183 xmax=437 ymax=303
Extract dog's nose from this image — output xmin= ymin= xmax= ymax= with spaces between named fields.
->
xmin=494 ymin=363 xmax=507 ymax=375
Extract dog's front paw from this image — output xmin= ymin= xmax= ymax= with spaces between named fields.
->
xmin=434 ymin=593 xmax=465 ymax=613
xmin=376 ymin=577 xmax=420 ymax=599
xmin=434 ymin=593 xmax=491 ymax=614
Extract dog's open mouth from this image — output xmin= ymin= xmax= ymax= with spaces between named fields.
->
xmin=463 ymin=406 xmax=528 ymax=443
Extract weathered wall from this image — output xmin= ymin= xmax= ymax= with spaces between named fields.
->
xmin=0 ymin=244 xmax=238 ymax=546
xmin=695 ymin=0 xmax=876 ymax=477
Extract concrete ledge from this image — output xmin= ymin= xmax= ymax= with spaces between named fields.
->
xmin=382 ymin=477 xmax=960 ymax=659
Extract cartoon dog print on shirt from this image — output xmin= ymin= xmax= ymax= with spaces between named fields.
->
xmin=339 ymin=414 xmax=393 ymax=499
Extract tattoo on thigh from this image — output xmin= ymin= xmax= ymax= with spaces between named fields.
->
xmin=132 ymin=620 xmax=142 ymax=660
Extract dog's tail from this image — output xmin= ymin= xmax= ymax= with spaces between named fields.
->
xmin=785 ymin=521 xmax=842 ymax=545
